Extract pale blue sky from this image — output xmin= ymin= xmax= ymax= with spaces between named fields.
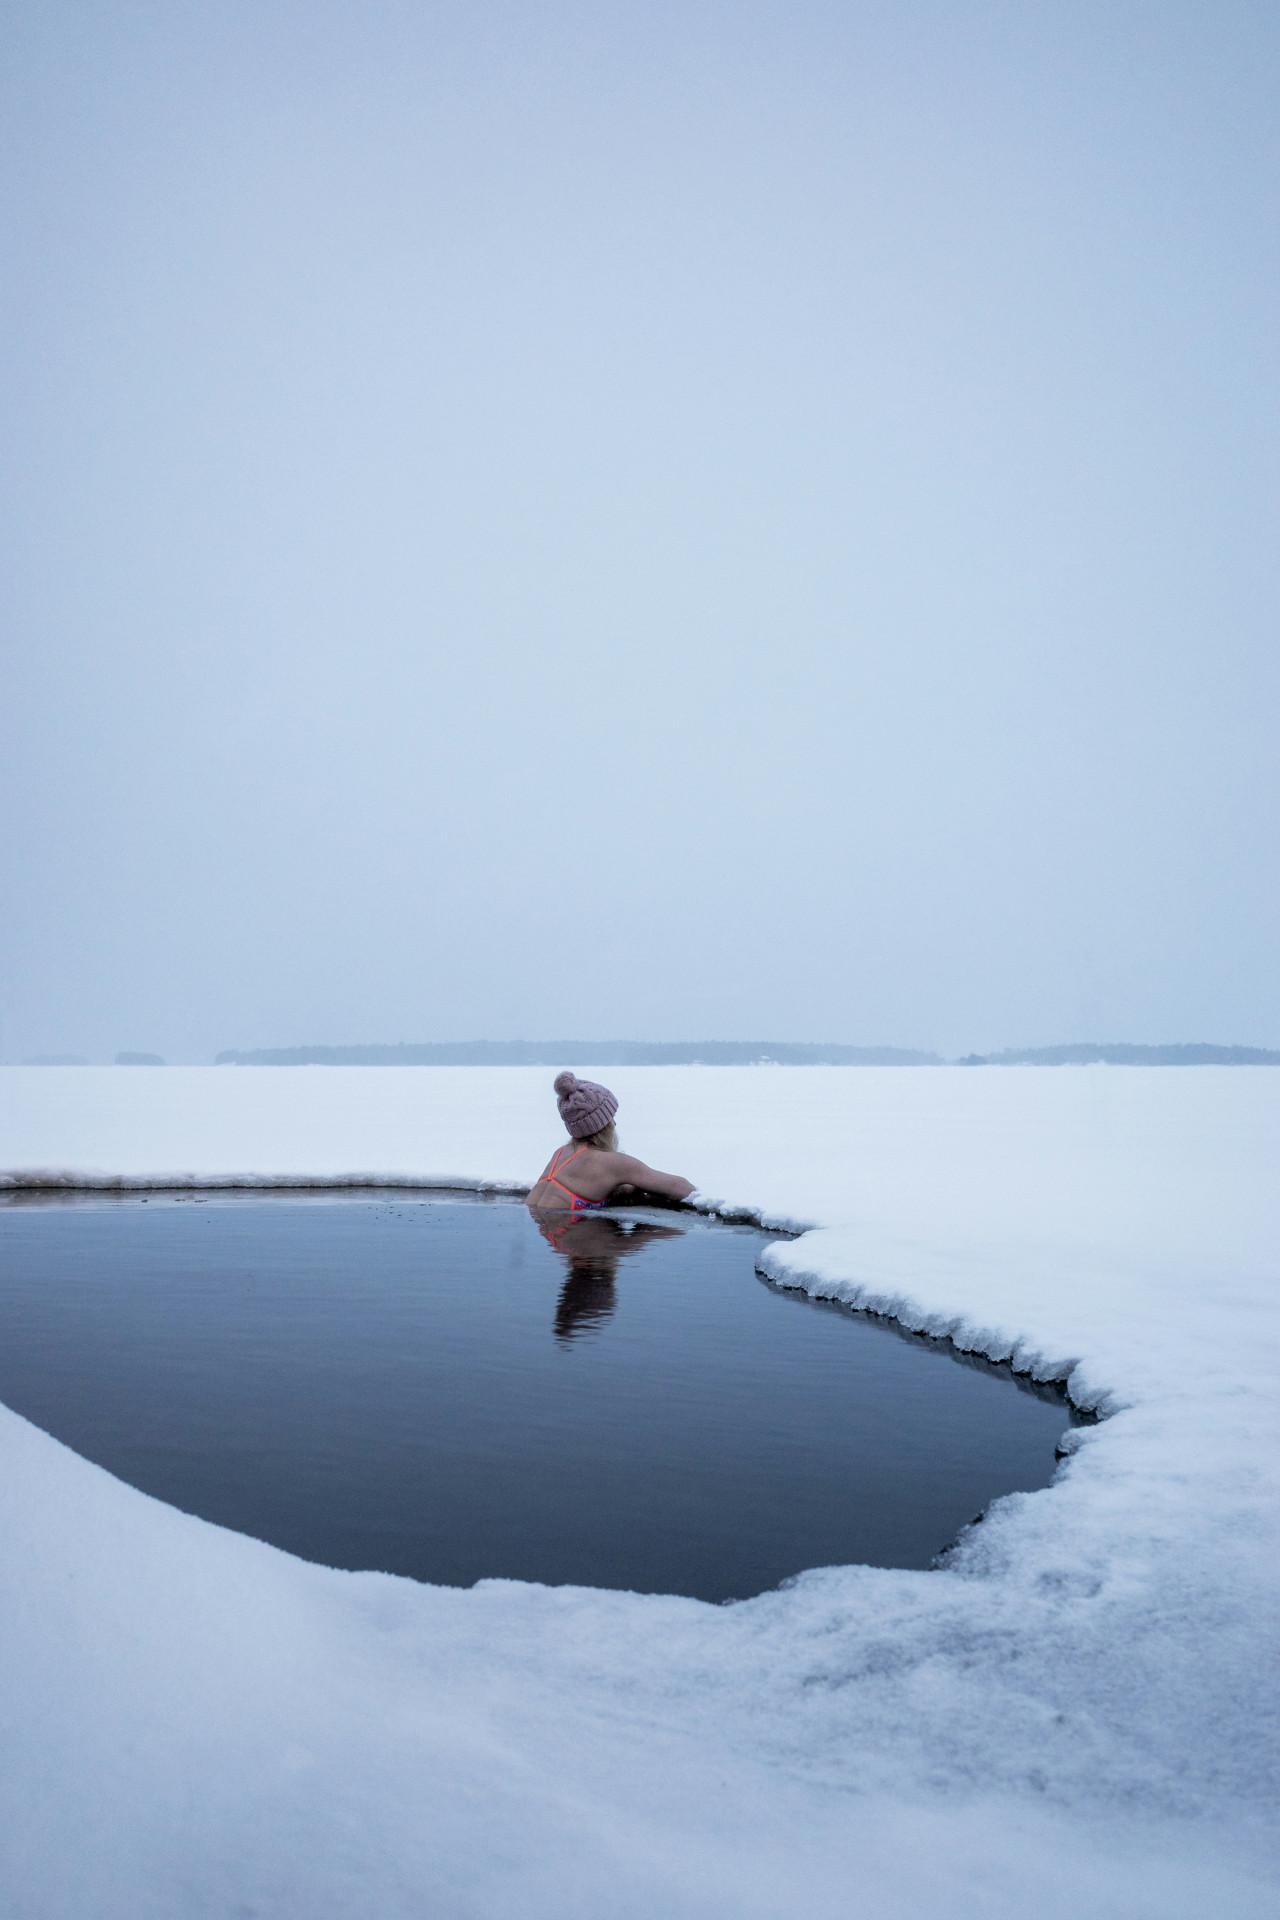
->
xmin=2 ymin=1 xmax=1276 ymax=1060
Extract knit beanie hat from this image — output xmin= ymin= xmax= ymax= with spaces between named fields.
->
xmin=554 ymin=1070 xmax=618 ymax=1139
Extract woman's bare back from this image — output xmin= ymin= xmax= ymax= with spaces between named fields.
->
xmin=527 ymin=1142 xmax=694 ymax=1211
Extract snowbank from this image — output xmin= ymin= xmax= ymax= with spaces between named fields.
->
xmin=0 ymin=1065 xmax=1277 ymax=1917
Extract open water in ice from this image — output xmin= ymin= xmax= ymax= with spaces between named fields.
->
xmin=0 ymin=1191 xmax=1080 ymax=1601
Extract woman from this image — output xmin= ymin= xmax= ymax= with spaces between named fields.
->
xmin=527 ymin=1071 xmax=695 ymax=1214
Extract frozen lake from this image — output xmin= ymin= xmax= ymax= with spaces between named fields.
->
xmin=2 ymin=1066 xmax=1277 ymax=1915
xmin=0 ymin=1189 xmax=1075 ymax=1600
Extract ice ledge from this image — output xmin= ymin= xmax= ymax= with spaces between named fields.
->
xmin=0 ymin=1168 xmax=529 ymax=1194
xmin=754 ymin=1242 xmax=1105 ymax=1412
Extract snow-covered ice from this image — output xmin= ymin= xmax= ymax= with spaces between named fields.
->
xmin=0 ymin=1064 xmax=1277 ymax=1917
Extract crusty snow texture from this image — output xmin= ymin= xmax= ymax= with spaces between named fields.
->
xmin=1 ymin=1065 xmax=1278 ymax=1919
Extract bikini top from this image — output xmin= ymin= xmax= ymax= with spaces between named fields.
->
xmin=537 ymin=1143 xmax=606 ymax=1213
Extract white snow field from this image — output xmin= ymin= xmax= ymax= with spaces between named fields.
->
xmin=0 ymin=1063 xmax=1277 ymax=1919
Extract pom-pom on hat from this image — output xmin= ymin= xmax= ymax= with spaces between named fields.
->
xmin=554 ymin=1070 xmax=618 ymax=1139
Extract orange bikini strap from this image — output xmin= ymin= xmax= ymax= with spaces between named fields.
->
xmin=542 ymin=1143 xmax=589 ymax=1200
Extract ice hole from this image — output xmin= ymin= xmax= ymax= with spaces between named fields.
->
xmin=0 ymin=1191 xmax=1083 ymax=1602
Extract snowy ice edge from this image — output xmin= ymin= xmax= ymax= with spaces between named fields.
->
xmin=754 ymin=1244 xmax=1103 ymax=1418
xmin=684 ymin=1197 xmax=1107 ymax=1417
xmin=0 ymin=1169 xmax=806 ymax=1234
xmin=0 ymin=1168 xmax=531 ymax=1194
xmin=689 ymin=1191 xmax=1108 ymax=1419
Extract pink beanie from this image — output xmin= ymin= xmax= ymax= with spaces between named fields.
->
xmin=554 ymin=1070 xmax=618 ymax=1139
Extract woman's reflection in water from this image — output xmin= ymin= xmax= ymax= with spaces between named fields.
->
xmin=530 ymin=1211 xmax=685 ymax=1344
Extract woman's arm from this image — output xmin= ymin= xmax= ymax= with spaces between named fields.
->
xmin=600 ymin=1152 xmax=694 ymax=1202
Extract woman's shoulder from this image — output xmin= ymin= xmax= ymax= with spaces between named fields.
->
xmin=593 ymin=1148 xmax=653 ymax=1180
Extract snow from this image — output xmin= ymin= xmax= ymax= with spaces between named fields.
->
xmin=1 ymin=1063 xmax=1278 ymax=1917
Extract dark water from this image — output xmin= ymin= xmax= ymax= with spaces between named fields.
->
xmin=0 ymin=1192 xmax=1078 ymax=1602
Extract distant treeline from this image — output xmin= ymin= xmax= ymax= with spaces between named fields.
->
xmin=17 ymin=1041 xmax=1279 ymax=1068
xmin=209 ymin=1038 xmax=1280 ymax=1068
xmin=956 ymin=1043 xmax=1280 ymax=1066
xmin=214 ymin=1041 xmax=943 ymax=1067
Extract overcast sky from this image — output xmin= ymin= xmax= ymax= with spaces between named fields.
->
xmin=1 ymin=0 xmax=1276 ymax=1062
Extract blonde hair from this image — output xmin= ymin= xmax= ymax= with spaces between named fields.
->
xmin=580 ymin=1121 xmax=617 ymax=1152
